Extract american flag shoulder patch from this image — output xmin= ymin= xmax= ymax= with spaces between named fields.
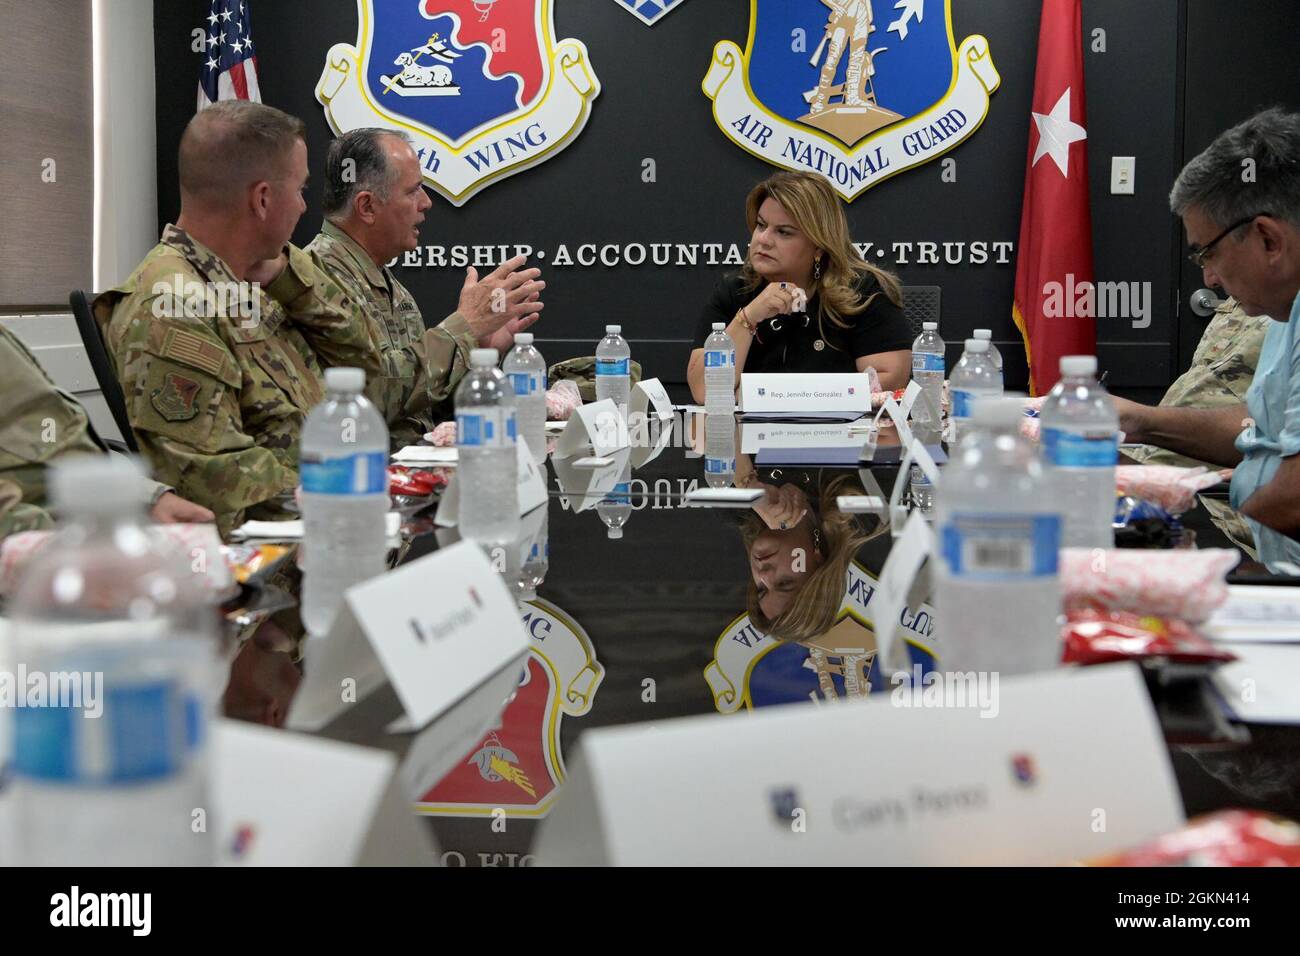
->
xmin=161 ymin=327 xmax=227 ymax=378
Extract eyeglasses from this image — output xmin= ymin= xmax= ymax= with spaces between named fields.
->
xmin=1188 ymin=214 xmax=1267 ymax=269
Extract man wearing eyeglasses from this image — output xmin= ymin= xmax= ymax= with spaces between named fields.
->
xmin=1115 ymin=108 xmax=1300 ymax=570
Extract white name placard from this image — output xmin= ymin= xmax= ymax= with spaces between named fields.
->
xmin=534 ymin=665 xmax=1183 ymax=866
xmin=287 ymin=541 xmax=529 ymax=732
xmin=436 ymin=441 xmax=547 ymax=528
xmin=552 ymin=447 xmax=630 ymax=512
xmin=740 ymin=422 xmax=857 ymax=454
xmin=213 ymin=719 xmax=435 ymax=866
xmin=553 ymin=399 xmax=629 ymax=459
xmin=740 ymin=373 xmax=874 ymax=413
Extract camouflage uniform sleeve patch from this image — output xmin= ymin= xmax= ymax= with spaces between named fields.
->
xmin=133 ymin=358 xmax=226 ymax=449
xmin=160 ymin=328 xmax=228 ymax=379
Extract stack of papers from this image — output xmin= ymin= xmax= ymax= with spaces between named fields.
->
xmin=231 ymin=513 xmax=402 ymax=541
xmin=1205 ymin=586 xmax=1300 ymax=724
xmin=391 ymin=446 xmax=458 ymax=465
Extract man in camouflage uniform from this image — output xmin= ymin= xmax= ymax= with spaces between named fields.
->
xmin=1127 ymin=297 xmax=1269 ymax=555
xmin=306 ymin=128 xmax=545 ymax=448
xmin=1 ymin=322 xmax=213 ymax=538
xmin=95 ymin=101 xmax=380 ymax=539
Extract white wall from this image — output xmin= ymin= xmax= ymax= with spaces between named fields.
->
xmin=2 ymin=1 xmax=158 ymax=445
xmin=93 ymin=0 xmax=158 ymax=290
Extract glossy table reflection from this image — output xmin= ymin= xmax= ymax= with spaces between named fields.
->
xmin=307 ymin=413 xmax=1300 ymax=867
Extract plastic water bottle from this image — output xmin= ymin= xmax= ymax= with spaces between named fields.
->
xmin=949 ymin=338 xmax=1002 ymax=443
xmin=911 ymin=321 xmax=945 ymax=426
xmin=515 ymin=508 xmax=549 ymax=602
xmin=595 ymin=324 xmax=631 ymax=415
xmin=456 ymin=348 xmax=521 ymax=547
xmin=935 ymin=397 xmax=1063 ymax=677
xmin=596 ymin=460 xmax=632 ymax=539
xmin=6 ymin=456 xmax=223 ymax=865
xmin=972 ymin=329 xmax=1004 ymax=385
xmin=909 ymin=464 xmax=934 ymax=515
xmin=503 ymin=333 xmax=547 ymax=464
xmin=1040 ymin=355 xmax=1120 ymax=549
xmin=703 ymin=323 xmax=737 ymax=415
xmin=300 ymin=367 xmax=390 ymax=637
xmin=704 ymin=413 xmax=736 ymax=488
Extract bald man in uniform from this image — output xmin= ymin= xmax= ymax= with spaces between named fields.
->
xmin=95 ymin=101 xmax=379 ymax=538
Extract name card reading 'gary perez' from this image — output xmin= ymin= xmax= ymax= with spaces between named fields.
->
xmin=534 ymin=665 xmax=1182 ymax=866
xmin=741 ymin=373 xmax=874 ymax=414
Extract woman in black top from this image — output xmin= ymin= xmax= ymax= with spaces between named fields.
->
xmin=687 ymin=171 xmax=913 ymax=402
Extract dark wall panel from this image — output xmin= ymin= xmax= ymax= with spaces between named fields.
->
xmin=154 ymin=0 xmax=1197 ymax=395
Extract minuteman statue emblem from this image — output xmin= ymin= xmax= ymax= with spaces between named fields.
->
xmin=703 ymin=0 xmax=1001 ymax=200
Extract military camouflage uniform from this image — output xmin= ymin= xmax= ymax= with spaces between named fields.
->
xmin=1127 ymin=299 xmax=1269 ymax=556
xmin=94 ymin=224 xmax=380 ymax=539
xmin=0 ymin=322 xmax=169 ymax=539
xmin=306 ymin=221 xmax=477 ymax=448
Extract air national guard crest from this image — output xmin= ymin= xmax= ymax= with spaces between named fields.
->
xmin=317 ymin=0 xmax=601 ymax=205
xmin=703 ymin=0 xmax=1000 ymax=200
xmin=704 ymin=562 xmax=939 ymax=712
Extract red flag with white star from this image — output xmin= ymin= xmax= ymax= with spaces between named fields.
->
xmin=1012 ymin=0 xmax=1095 ymax=395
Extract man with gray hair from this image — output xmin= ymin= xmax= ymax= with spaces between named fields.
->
xmin=307 ymin=128 xmax=544 ymax=446
xmin=1116 ymin=108 xmax=1300 ymax=569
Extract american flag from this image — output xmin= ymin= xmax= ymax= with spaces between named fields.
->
xmin=197 ymin=0 xmax=261 ymax=110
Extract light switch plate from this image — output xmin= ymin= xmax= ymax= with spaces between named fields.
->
xmin=1111 ymin=156 xmax=1136 ymax=195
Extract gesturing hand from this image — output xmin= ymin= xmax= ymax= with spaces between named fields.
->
xmin=457 ymin=254 xmax=546 ymax=346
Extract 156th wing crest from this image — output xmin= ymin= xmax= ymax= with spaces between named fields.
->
xmin=318 ymin=1 xmax=601 ymax=205
xmin=703 ymin=0 xmax=1000 ymax=200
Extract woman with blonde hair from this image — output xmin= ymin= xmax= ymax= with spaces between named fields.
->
xmin=687 ymin=170 xmax=912 ymax=401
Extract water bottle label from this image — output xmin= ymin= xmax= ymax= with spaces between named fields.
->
xmin=705 ymin=457 xmax=736 ymax=474
xmin=951 ymin=388 xmax=975 ymax=419
xmin=704 ymin=350 xmax=734 ymax=369
xmin=941 ymin=513 xmax=1060 ymax=580
xmin=912 ymin=353 xmax=945 ymax=373
xmin=1043 ymin=428 xmax=1119 ymax=468
xmin=509 ymin=371 xmax=542 ymax=396
xmin=301 ymin=451 xmax=387 ymax=495
xmin=14 ymin=681 xmax=198 ymax=783
xmin=608 ymin=482 xmax=632 ymax=503
xmin=596 ymin=358 xmax=630 ymax=376
xmin=458 ymin=409 xmax=516 ymax=448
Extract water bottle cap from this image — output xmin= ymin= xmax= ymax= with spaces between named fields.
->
xmin=965 ymin=339 xmax=989 ymax=353
xmin=712 ymin=322 xmax=726 ymax=331
xmin=513 ymin=332 xmax=534 ymax=345
xmin=606 ymin=325 xmax=621 ymax=335
xmin=973 ymin=329 xmax=992 ymax=340
xmin=922 ymin=322 xmax=938 ymax=331
xmin=971 ymin=397 xmax=1025 ymax=428
xmin=1060 ymin=355 xmax=1097 ymax=377
xmin=607 ymin=525 xmax=623 ymax=540
xmin=49 ymin=454 xmax=147 ymax=513
xmin=324 ymin=367 xmax=365 ymax=393
xmin=470 ymin=348 xmax=500 ymax=367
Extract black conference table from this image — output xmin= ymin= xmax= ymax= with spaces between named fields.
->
xmin=305 ymin=412 xmax=1300 ymax=867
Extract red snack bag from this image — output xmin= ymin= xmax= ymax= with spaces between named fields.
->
xmin=388 ymin=467 xmax=445 ymax=497
xmin=1060 ymin=608 xmax=1237 ymax=666
xmin=1090 ymin=811 xmax=1300 ymax=866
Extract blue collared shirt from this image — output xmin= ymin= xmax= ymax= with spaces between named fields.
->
xmin=1229 ymin=291 xmax=1300 ymax=569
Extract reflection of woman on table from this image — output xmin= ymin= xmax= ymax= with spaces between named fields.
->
xmin=686 ymin=170 xmax=912 ymax=403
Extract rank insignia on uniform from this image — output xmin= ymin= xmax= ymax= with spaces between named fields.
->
xmin=317 ymin=1 xmax=601 ymax=206
xmin=703 ymin=1 xmax=1001 ymax=201
xmin=613 ymin=0 xmax=686 ymax=27
xmin=151 ymin=372 xmax=202 ymax=422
